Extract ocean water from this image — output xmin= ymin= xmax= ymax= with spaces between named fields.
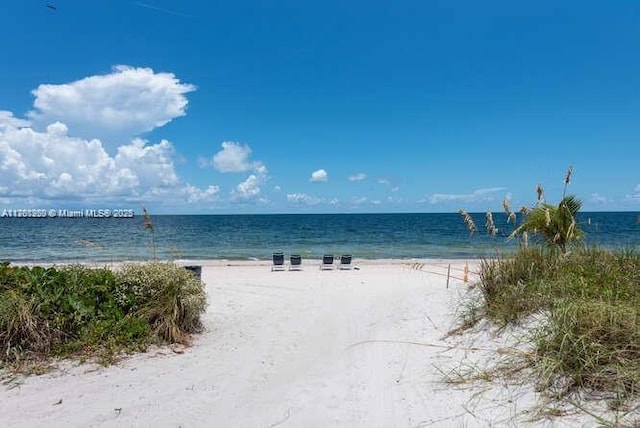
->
xmin=0 ymin=212 xmax=639 ymax=263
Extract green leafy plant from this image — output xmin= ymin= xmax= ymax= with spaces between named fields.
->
xmin=1 ymin=261 xmax=207 ymax=368
xmin=509 ymin=195 xmax=584 ymax=254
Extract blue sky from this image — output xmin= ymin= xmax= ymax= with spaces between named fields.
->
xmin=1 ymin=1 xmax=639 ymax=214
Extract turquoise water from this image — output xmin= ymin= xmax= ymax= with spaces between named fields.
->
xmin=0 ymin=212 xmax=639 ymax=263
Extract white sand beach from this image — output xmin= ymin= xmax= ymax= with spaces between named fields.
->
xmin=0 ymin=260 xmax=594 ymax=427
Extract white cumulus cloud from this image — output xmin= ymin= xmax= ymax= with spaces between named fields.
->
xmin=310 ymin=169 xmax=328 ymax=182
xmin=206 ymin=141 xmax=269 ymax=203
xmin=27 ymin=65 xmax=195 ymax=141
xmin=0 ymin=118 xmax=216 ymax=205
xmin=231 ymin=174 xmax=263 ymax=201
xmin=114 ymin=138 xmax=179 ymax=189
xmin=212 ymin=142 xmax=257 ymax=173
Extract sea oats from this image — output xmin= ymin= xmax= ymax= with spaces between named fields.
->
xmin=536 ymin=184 xmax=545 ymax=203
xmin=459 ymin=209 xmax=477 ymax=237
xmin=485 ymin=211 xmax=498 ymax=237
xmin=142 ymin=207 xmax=157 ymax=260
xmin=503 ymin=199 xmax=517 ymax=225
xmin=564 ymin=166 xmax=574 ymax=186
xmin=142 ymin=207 xmax=154 ymax=232
xmin=562 ymin=165 xmax=574 ymax=198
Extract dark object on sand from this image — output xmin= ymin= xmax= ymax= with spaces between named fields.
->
xmin=184 ymin=265 xmax=202 ymax=279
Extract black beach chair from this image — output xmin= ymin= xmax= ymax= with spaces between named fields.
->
xmin=271 ymin=252 xmax=285 ymax=271
xmin=289 ymin=254 xmax=302 ymax=271
xmin=320 ymin=254 xmax=334 ymax=270
xmin=338 ymin=254 xmax=353 ymax=270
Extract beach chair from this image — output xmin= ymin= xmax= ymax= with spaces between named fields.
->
xmin=338 ymin=254 xmax=353 ymax=270
xmin=289 ymin=254 xmax=302 ymax=271
xmin=320 ymin=254 xmax=334 ymax=270
xmin=271 ymin=252 xmax=285 ymax=271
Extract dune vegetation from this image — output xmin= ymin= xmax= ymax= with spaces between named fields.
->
xmin=459 ymin=167 xmax=639 ymax=424
xmin=0 ymin=261 xmax=207 ymax=370
xmin=478 ymin=248 xmax=639 ymax=402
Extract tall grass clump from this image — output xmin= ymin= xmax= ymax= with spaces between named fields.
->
xmin=536 ymin=299 xmax=639 ymax=400
xmin=117 ymin=262 xmax=207 ymax=345
xmin=477 ymin=246 xmax=640 ymax=407
xmin=477 ymin=247 xmax=559 ymax=324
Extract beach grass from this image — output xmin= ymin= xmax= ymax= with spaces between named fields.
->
xmin=0 ymin=261 xmax=206 ymax=368
xmin=471 ymin=246 xmax=640 ymax=420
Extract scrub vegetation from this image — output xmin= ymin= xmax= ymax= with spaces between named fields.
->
xmin=458 ymin=167 xmax=640 ymax=425
xmin=0 ymin=261 xmax=206 ymax=370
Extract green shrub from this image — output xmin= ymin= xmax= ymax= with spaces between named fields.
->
xmin=0 ymin=261 xmax=207 ymax=366
xmin=0 ymin=265 xmax=124 ymax=360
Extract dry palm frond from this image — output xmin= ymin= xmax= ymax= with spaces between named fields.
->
xmin=459 ymin=210 xmax=477 ymax=237
xmin=485 ymin=211 xmax=498 ymax=237
xmin=520 ymin=205 xmax=531 ymax=216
